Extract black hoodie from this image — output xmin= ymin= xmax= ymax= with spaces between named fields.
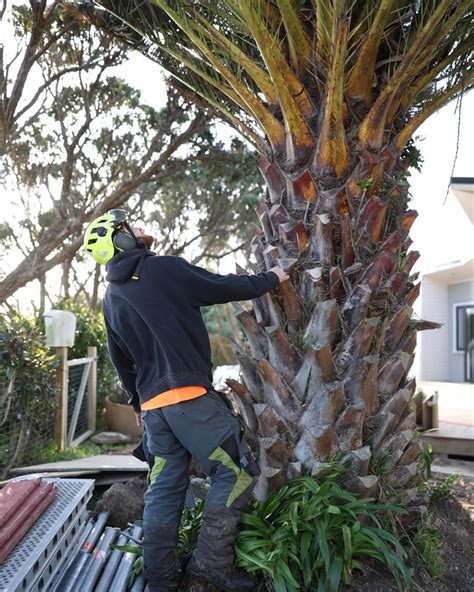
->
xmin=103 ymin=250 xmax=279 ymax=412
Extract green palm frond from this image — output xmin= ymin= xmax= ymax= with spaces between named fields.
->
xmin=86 ymin=0 xmax=474 ymax=166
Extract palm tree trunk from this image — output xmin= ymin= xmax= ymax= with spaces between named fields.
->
xmin=228 ymin=143 xmax=425 ymax=504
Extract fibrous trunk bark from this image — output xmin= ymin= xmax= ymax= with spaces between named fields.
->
xmin=228 ymin=145 xmax=428 ymax=505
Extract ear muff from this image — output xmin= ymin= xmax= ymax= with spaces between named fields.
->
xmin=114 ymin=230 xmax=137 ymax=252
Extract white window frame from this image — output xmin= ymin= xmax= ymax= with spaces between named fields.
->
xmin=453 ymin=301 xmax=474 ymax=354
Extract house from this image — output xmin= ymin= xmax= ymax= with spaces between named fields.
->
xmin=418 ymin=177 xmax=474 ymax=384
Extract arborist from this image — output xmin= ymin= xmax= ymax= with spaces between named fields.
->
xmin=83 ymin=209 xmax=288 ymax=592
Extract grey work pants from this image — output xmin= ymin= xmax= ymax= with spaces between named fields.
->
xmin=141 ymin=390 xmax=258 ymax=590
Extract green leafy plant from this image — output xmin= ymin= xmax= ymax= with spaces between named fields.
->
xmin=108 ymin=502 xmax=205 ymax=587
xmin=178 ymin=498 xmax=205 ymax=556
xmin=430 ymin=473 xmax=461 ymax=502
xmin=413 ymin=514 xmax=446 ymax=581
xmin=0 ymin=314 xmax=57 ymax=475
xmin=401 ymin=136 xmax=425 ymax=173
xmin=421 ymin=443 xmax=433 ymax=480
xmin=26 ymin=441 xmax=121 ymax=464
xmin=356 ymin=176 xmax=373 ymax=191
xmin=236 ymin=472 xmax=413 ymax=592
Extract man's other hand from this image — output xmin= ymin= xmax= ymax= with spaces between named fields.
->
xmin=135 ymin=411 xmax=143 ymax=426
xmin=269 ymin=266 xmax=290 ymax=283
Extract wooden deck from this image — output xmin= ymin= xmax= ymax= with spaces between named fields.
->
xmin=418 ymin=381 xmax=474 ymax=457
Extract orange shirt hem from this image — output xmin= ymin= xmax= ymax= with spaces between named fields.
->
xmin=141 ymin=385 xmax=207 ymax=410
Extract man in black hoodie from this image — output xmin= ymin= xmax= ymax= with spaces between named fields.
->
xmin=83 ymin=210 xmax=288 ymax=592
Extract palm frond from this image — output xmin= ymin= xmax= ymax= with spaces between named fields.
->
xmin=86 ymin=0 xmax=473 ymax=163
xmin=276 ymin=0 xmax=312 ymax=76
xmin=395 ymin=69 xmax=474 ymax=151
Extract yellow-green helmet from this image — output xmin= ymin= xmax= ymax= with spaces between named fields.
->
xmin=83 ymin=209 xmax=131 ymax=265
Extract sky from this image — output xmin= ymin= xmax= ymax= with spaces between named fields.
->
xmin=3 ymin=45 xmax=473 ymax=313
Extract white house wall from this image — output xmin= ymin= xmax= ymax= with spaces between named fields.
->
xmin=419 ymin=277 xmax=449 ymax=381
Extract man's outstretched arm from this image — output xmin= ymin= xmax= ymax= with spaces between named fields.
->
xmin=174 ymin=258 xmax=289 ymax=306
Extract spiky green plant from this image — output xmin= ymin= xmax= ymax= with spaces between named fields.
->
xmin=236 ymin=473 xmax=413 ymax=592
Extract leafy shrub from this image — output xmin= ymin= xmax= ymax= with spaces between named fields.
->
xmin=178 ymin=498 xmax=205 ymax=556
xmin=236 ymin=473 xmax=413 ymax=592
xmin=430 ymin=473 xmax=461 ymax=502
xmin=0 ymin=314 xmax=57 ymax=473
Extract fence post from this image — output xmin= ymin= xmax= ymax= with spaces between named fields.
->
xmin=54 ymin=346 xmax=69 ymax=451
xmin=87 ymin=346 xmax=97 ymax=434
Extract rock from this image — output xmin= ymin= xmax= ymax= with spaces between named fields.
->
xmin=345 ymin=475 xmax=379 ymax=497
xmin=95 ymin=478 xmax=146 ymax=529
xmin=91 ymin=431 xmax=132 ymax=445
xmin=287 ymin=461 xmax=302 ymax=479
xmin=190 ymin=477 xmax=210 ymax=501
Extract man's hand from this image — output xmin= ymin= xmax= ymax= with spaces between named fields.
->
xmin=135 ymin=411 xmax=143 ymax=427
xmin=269 ymin=266 xmax=290 ymax=283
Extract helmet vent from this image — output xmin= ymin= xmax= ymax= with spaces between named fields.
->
xmin=88 ymin=238 xmax=98 ymax=244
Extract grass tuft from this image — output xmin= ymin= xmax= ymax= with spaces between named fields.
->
xmin=413 ymin=514 xmax=446 ymax=582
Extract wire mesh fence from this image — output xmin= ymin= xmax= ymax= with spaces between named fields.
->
xmin=0 ymin=375 xmax=56 ymax=478
xmin=0 ymin=346 xmax=97 ymax=478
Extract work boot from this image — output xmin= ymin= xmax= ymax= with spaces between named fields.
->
xmin=143 ymin=523 xmax=181 ymax=592
xmin=186 ymin=556 xmax=254 ymax=591
xmin=189 ymin=506 xmax=254 ymax=591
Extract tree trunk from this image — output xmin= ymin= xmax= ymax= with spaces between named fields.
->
xmin=61 ymin=257 xmax=72 ymax=299
xmin=90 ymin=263 xmax=101 ymax=308
xmin=228 ymin=146 xmax=426 ymax=505
xmin=39 ymin=274 xmax=46 ymax=313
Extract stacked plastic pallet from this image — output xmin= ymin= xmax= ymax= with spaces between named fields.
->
xmin=0 ymin=478 xmax=94 ymax=592
xmin=0 ymin=479 xmax=57 ymax=564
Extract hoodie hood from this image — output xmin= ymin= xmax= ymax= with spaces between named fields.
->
xmin=106 ymin=249 xmax=155 ymax=283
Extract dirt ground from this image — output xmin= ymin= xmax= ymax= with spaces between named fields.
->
xmin=433 ymin=471 xmax=474 ymax=519
xmin=346 ymin=472 xmax=474 ymax=592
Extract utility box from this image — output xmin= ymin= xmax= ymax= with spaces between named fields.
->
xmin=44 ymin=310 xmax=77 ymax=347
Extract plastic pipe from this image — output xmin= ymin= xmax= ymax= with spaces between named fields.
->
xmin=59 ymin=511 xmax=110 ymax=592
xmin=80 ymin=527 xmax=118 ymax=592
xmin=108 ymin=526 xmax=143 ymax=592
xmin=130 ymin=573 xmax=146 ymax=592
xmin=94 ymin=531 xmax=128 ymax=592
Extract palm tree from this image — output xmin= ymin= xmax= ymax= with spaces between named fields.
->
xmin=85 ymin=1 xmax=473 ymax=503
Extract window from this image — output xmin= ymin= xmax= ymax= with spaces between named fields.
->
xmin=455 ymin=304 xmax=474 ymax=352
